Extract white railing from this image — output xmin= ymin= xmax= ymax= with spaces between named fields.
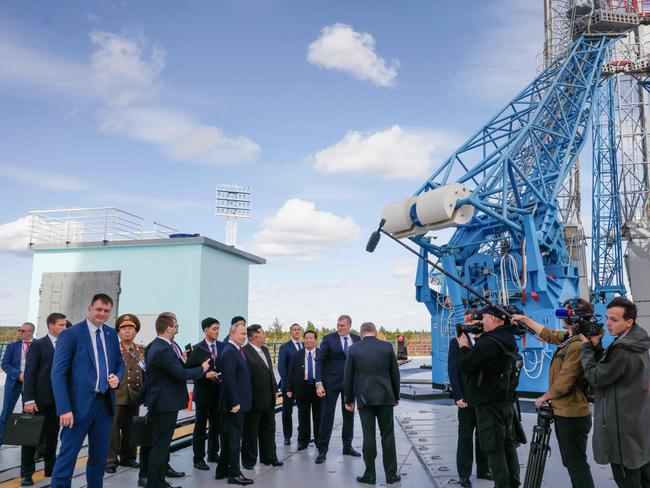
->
xmin=29 ymin=208 xmax=178 ymax=244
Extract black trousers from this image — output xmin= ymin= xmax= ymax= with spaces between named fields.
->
xmin=611 ymin=461 xmax=650 ymax=488
xmin=20 ymin=403 xmax=59 ymax=477
xmin=296 ymin=382 xmax=323 ymax=445
xmin=193 ymin=399 xmax=221 ymax=462
xmin=554 ymin=415 xmax=595 ymax=488
xmin=216 ymin=411 xmax=244 ymax=478
xmin=358 ymin=405 xmax=397 ymax=480
xmin=241 ymin=407 xmax=278 ymax=466
xmin=317 ymin=388 xmax=354 ymax=453
xmin=475 ymin=403 xmax=520 ymax=488
xmin=456 ymin=405 xmax=489 ymax=480
xmin=281 ymin=391 xmax=295 ymax=440
xmin=107 ymin=404 xmax=139 ymax=466
xmin=146 ymin=411 xmax=178 ymax=488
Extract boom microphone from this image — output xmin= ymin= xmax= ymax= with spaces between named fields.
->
xmin=366 ymin=219 xmax=386 ymax=253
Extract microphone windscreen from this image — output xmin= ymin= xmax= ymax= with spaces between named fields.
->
xmin=366 ymin=231 xmax=381 ymax=253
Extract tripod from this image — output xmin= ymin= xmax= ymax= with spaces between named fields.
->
xmin=523 ymin=403 xmax=554 ymax=488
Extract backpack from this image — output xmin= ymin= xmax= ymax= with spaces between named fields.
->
xmin=481 ymin=335 xmax=522 ymax=402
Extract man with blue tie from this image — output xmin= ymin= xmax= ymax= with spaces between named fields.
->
xmin=50 ymin=294 xmax=125 ymax=488
xmin=0 ymin=322 xmax=35 ymax=445
xmin=277 ymin=323 xmax=303 ymax=445
xmin=314 ymin=314 xmax=361 ymax=464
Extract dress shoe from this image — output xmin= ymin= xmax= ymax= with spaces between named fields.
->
xmin=386 ymin=475 xmax=401 ymax=485
xmin=283 ymin=437 xmax=291 ymax=445
xmin=477 ymin=472 xmax=493 ymax=481
xmin=21 ymin=477 xmax=34 ymax=487
xmin=459 ymin=478 xmax=472 ymax=488
xmin=215 ymin=472 xmax=226 ymax=480
xmin=137 ymin=476 xmax=147 ymax=487
xmin=119 ymin=460 xmax=140 ymax=468
xmin=242 ymin=464 xmax=255 ymax=470
xmin=343 ymin=447 xmax=362 ymax=457
xmin=228 ymin=475 xmax=254 ymax=485
xmin=166 ymin=466 xmax=185 ymax=478
xmin=164 ymin=483 xmax=181 ymax=488
xmin=356 ymin=475 xmax=376 ymax=485
xmin=315 ymin=452 xmax=326 ymax=464
xmin=194 ymin=459 xmax=210 ymax=470
xmin=262 ymin=460 xmax=283 ymax=467
xmin=105 ymin=465 xmax=117 ymax=474
xmin=297 ymin=443 xmax=308 ymax=450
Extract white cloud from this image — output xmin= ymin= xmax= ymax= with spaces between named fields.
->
xmin=0 ymin=217 xmax=31 ymax=256
xmin=307 ymin=23 xmax=399 ymax=88
xmin=0 ymin=164 xmax=87 ymax=192
xmin=313 ymin=125 xmax=460 ymax=180
xmin=248 ymin=199 xmax=361 ymax=260
xmin=391 ymin=258 xmax=417 ymax=279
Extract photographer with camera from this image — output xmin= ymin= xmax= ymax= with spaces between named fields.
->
xmin=458 ymin=305 xmax=520 ymax=488
xmin=579 ymin=297 xmax=650 ymax=487
xmin=512 ymin=298 xmax=596 ymax=488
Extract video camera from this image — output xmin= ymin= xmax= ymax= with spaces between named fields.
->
xmin=455 ymin=304 xmax=529 ymax=337
xmin=455 ymin=321 xmax=484 ymax=337
xmin=555 ymin=307 xmax=604 ymax=337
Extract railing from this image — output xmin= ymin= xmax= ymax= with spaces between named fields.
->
xmin=28 ymin=208 xmax=178 ymax=245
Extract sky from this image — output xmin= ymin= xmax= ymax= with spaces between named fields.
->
xmin=0 ymin=0 xmax=546 ymax=330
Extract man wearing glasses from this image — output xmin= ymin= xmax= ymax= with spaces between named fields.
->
xmin=0 ymin=322 xmax=35 ymax=445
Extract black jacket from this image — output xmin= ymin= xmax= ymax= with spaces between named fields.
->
xmin=286 ymin=347 xmax=319 ymax=400
xmin=143 ymin=337 xmax=205 ymax=413
xmin=343 ymin=336 xmax=400 ymax=408
xmin=316 ymin=332 xmax=361 ymax=391
xmin=458 ymin=326 xmax=517 ymax=405
xmin=242 ymin=343 xmax=278 ymax=411
xmin=23 ymin=335 xmax=56 ymax=407
xmin=447 ymin=337 xmax=471 ymax=402
xmin=192 ymin=339 xmax=224 ymax=405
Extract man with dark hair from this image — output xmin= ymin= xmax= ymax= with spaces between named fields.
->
xmin=192 ymin=317 xmax=224 ymax=470
xmin=287 ymin=330 xmax=322 ymax=450
xmin=315 ymin=314 xmax=361 ymax=464
xmin=144 ymin=313 xmax=209 ymax=488
xmin=215 ymin=318 xmax=253 ymax=485
xmin=344 ymin=322 xmax=401 ymax=485
xmin=242 ymin=324 xmax=281 ymax=469
xmin=20 ymin=313 xmax=67 ymax=486
xmin=278 ymin=323 xmax=303 ymax=445
xmin=50 ymin=294 xmax=125 ymax=488
xmin=0 ymin=321 xmax=35 ymax=446
xmin=580 ymin=297 xmax=650 ymax=487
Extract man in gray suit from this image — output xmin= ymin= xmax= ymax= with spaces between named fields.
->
xmin=344 ymin=322 xmax=401 ymax=485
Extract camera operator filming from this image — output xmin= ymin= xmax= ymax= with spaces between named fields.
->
xmin=458 ymin=305 xmax=521 ymax=488
xmin=512 ymin=298 xmax=597 ymax=488
xmin=579 ymin=297 xmax=650 ymax=488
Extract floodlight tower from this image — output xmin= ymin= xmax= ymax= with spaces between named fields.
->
xmin=215 ymin=184 xmax=251 ymax=247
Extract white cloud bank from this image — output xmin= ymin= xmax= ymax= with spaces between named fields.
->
xmin=0 ymin=217 xmax=31 ymax=256
xmin=307 ymin=23 xmax=399 ymax=88
xmin=249 ymin=199 xmax=361 ymax=260
xmin=313 ymin=125 xmax=460 ymax=180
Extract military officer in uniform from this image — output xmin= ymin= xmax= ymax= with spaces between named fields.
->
xmin=106 ymin=314 xmax=145 ymax=473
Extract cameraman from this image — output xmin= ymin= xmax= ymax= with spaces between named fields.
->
xmin=458 ymin=305 xmax=520 ymax=488
xmin=579 ymin=297 xmax=650 ymax=487
xmin=512 ymin=299 xmax=596 ymax=488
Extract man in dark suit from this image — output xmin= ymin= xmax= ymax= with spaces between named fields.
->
xmin=215 ymin=317 xmax=254 ymax=486
xmin=315 ymin=314 xmax=361 ymax=463
xmin=20 ymin=313 xmax=67 ymax=486
xmin=286 ymin=330 xmax=322 ymax=451
xmin=143 ymin=312 xmax=209 ymax=488
xmin=242 ymin=324 xmax=282 ymax=469
xmin=277 ymin=323 xmax=303 ymax=445
xmin=448 ymin=331 xmax=490 ymax=488
xmin=344 ymin=322 xmax=401 ymax=485
xmin=50 ymin=293 xmax=125 ymax=488
xmin=192 ymin=317 xmax=224 ymax=470
xmin=0 ymin=321 xmax=35 ymax=445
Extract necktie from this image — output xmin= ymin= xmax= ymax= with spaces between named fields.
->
xmin=295 ymin=342 xmax=300 ymax=351
xmin=23 ymin=342 xmax=31 ymax=356
xmin=343 ymin=336 xmax=349 ymax=357
xmin=172 ymin=342 xmax=182 ymax=359
xmin=307 ymin=351 xmax=314 ymax=382
xmin=95 ymin=329 xmax=109 ymax=393
xmin=210 ymin=343 xmax=217 ymax=360
xmin=239 ymin=346 xmax=246 ymax=360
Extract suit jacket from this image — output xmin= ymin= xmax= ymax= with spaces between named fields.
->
xmin=115 ymin=342 xmax=145 ymax=406
xmin=143 ymin=337 xmax=205 ymax=413
xmin=1 ymin=340 xmax=24 ymax=389
xmin=286 ymin=347 xmax=319 ymax=400
xmin=315 ymin=332 xmax=360 ymax=391
xmin=192 ymin=339 xmax=224 ymax=405
xmin=343 ymin=336 xmax=400 ymax=408
xmin=242 ymin=343 xmax=277 ymax=411
xmin=23 ymin=335 xmax=56 ymax=407
xmin=447 ymin=337 xmax=471 ymax=402
xmin=219 ymin=342 xmax=253 ymax=412
xmin=278 ymin=340 xmax=303 ymax=392
xmin=51 ymin=320 xmax=125 ymax=419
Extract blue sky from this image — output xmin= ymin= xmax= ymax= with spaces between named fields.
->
xmin=0 ymin=0 xmax=544 ymax=329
